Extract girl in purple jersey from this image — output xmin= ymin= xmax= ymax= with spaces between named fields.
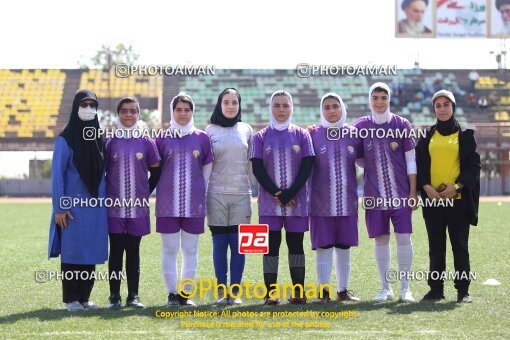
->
xmin=353 ymin=83 xmax=417 ymax=302
xmin=250 ymin=90 xmax=315 ymax=305
xmin=308 ymin=93 xmax=363 ymax=303
xmin=156 ymin=93 xmax=213 ymax=307
xmin=105 ymin=97 xmax=161 ymax=309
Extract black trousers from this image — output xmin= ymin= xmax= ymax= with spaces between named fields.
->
xmin=61 ymin=263 xmax=96 ymax=303
xmin=423 ymin=200 xmax=471 ymax=293
xmin=108 ymin=233 xmax=142 ymax=298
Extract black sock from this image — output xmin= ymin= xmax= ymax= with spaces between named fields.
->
xmin=108 ymin=233 xmax=126 ymax=297
xmin=263 ymin=231 xmax=282 ymax=298
xmin=286 ymin=232 xmax=305 ymax=298
xmin=125 ymin=234 xmax=142 ymax=299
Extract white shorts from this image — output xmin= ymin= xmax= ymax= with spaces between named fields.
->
xmin=206 ymin=193 xmax=252 ymax=226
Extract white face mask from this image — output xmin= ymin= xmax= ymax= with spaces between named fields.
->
xmin=78 ymin=106 xmax=97 ymax=121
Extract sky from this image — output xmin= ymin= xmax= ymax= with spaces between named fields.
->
xmin=0 ymin=0 xmax=509 ymax=177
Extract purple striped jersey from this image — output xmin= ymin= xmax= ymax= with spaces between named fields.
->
xmin=105 ymin=136 xmax=160 ymax=218
xmin=155 ymin=130 xmax=213 ymax=218
xmin=251 ymin=124 xmax=315 ymax=217
xmin=309 ymin=125 xmax=362 ymax=216
xmin=353 ymin=114 xmax=415 ymax=209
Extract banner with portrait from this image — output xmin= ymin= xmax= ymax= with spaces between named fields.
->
xmin=395 ymin=0 xmax=510 ymax=38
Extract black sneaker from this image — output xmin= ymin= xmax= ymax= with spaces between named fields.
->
xmin=337 ymin=290 xmax=361 ymax=302
xmin=167 ymin=293 xmax=179 ymax=307
xmin=421 ymin=290 xmax=445 ymax=301
xmin=457 ymin=292 xmax=472 ymax=303
xmin=107 ymin=295 xmax=122 ymax=309
xmin=126 ymin=295 xmax=144 ymax=309
xmin=179 ymin=292 xmax=196 ymax=307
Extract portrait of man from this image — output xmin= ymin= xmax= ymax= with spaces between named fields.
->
xmin=397 ymin=0 xmax=433 ymax=36
xmin=490 ymin=0 xmax=510 ymax=36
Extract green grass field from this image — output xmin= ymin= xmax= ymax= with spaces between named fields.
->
xmin=0 ymin=202 xmax=508 ymax=338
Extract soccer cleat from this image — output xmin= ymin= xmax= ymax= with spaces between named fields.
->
xmin=264 ymin=298 xmax=280 ymax=306
xmin=126 ymin=295 xmax=144 ymax=309
xmin=167 ymin=293 xmax=179 ymax=307
xmin=216 ymin=296 xmax=230 ymax=305
xmin=457 ymin=292 xmax=472 ymax=303
xmin=107 ymin=295 xmax=122 ymax=309
xmin=317 ymin=287 xmax=331 ymax=304
xmin=65 ymin=301 xmax=85 ymax=311
xmin=337 ymin=290 xmax=361 ymax=302
xmin=399 ymin=290 xmax=415 ymax=302
xmin=179 ymin=292 xmax=196 ymax=307
xmin=373 ymin=289 xmax=394 ymax=301
xmin=287 ymin=297 xmax=307 ymax=305
xmin=421 ymin=290 xmax=445 ymax=301
xmin=316 ymin=296 xmax=331 ymax=304
xmin=216 ymin=288 xmax=230 ymax=305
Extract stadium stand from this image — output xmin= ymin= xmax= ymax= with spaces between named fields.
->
xmin=0 ymin=69 xmax=65 ymax=139
xmin=0 ymin=68 xmax=509 ymax=144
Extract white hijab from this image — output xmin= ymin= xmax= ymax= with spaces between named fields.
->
xmin=369 ymin=82 xmax=393 ymax=125
xmin=170 ymin=92 xmax=196 ymax=136
xmin=320 ymin=92 xmax=347 ymax=128
xmin=269 ymin=90 xmax=293 ymax=131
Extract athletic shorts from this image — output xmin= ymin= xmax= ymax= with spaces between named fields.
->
xmin=108 ymin=217 xmax=150 ymax=237
xmin=310 ymin=215 xmax=358 ymax=249
xmin=156 ymin=217 xmax=205 ymax=234
xmin=207 ymin=192 xmax=252 ymax=226
xmin=365 ymin=208 xmax=412 ymax=238
xmin=259 ymin=216 xmax=309 ymax=232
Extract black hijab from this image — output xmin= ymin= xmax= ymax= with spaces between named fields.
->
xmin=60 ymin=89 xmax=105 ymax=197
xmin=434 ymin=101 xmax=460 ymax=136
xmin=210 ymin=88 xmax=242 ymax=127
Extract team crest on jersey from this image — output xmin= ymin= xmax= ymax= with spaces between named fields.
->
xmin=193 ymin=150 xmax=200 ymax=158
xmin=292 ymin=145 xmax=300 ymax=153
xmin=449 ymin=137 xmax=459 ymax=144
xmin=113 ymin=153 xmax=118 ymax=161
xmin=367 ymin=141 xmax=373 ymax=151
xmin=390 ymin=142 xmax=399 ymax=150
xmin=265 ymin=145 xmax=272 ymax=154
xmin=347 ymin=146 xmax=355 ymax=154
xmin=320 ymin=145 xmax=327 ymax=154
xmin=135 ymin=152 xmax=144 ymax=160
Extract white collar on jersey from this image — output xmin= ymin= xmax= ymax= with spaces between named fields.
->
xmin=369 ymin=82 xmax=393 ymax=125
xmin=169 ymin=92 xmax=197 ymax=136
xmin=269 ymin=90 xmax=293 ymax=131
xmin=320 ymin=92 xmax=347 ymax=128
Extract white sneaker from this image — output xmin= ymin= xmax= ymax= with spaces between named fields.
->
xmin=65 ymin=301 xmax=85 ymax=311
xmin=399 ymin=290 xmax=415 ymax=302
xmin=232 ymin=297 xmax=243 ymax=305
xmin=374 ymin=289 xmax=394 ymax=301
xmin=82 ymin=301 xmax=102 ymax=310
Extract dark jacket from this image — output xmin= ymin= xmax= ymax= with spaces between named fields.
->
xmin=416 ymin=125 xmax=481 ymax=226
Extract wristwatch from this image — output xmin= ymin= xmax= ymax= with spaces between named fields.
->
xmin=454 ymin=183 xmax=462 ymax=193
